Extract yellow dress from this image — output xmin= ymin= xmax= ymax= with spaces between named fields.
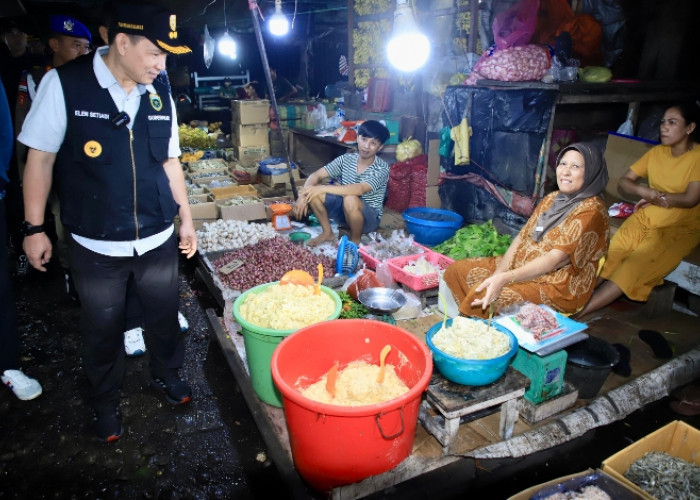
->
xmin=444 ymin=193 xmax=609 ymax=318
xmin=600 ymin=146 xmax=700 ymax=300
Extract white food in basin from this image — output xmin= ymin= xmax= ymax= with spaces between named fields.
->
xmin=432 ymin=317 xmax=510 ymax=360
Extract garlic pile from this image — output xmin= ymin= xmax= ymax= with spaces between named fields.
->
xmin=197 ymin=219 xmax=277 ymax=252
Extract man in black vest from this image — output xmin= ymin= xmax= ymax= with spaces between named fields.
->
xmin=18 ymin=2 xmax=197 ymax=442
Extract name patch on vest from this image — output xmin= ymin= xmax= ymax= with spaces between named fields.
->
xmin=148 ymin=115 xmax=170 ymax=121
xmin=74 ymin=110 xmax=110 ymax=120
xmin=83 ymin=140 xmax=103 ymax=158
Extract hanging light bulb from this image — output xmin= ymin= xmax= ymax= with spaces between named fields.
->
xmin=218 ymin=0 xmax=237 ymax=59
xmin=218 ymin=30 xmax=237 ymax=59
xmin=386 ymin=0 xmax=430 ymax=72
xmin=269 ymin=0 xmax=289 ymax=36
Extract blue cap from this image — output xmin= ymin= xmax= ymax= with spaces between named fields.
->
xmin=50 ymin=15 xmax=92 ymax=43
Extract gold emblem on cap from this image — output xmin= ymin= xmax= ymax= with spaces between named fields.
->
xmin=169 ymin=15 xmax=177 ymax=32
xmin=150 ymin=93 xmax=163 ymax=112
xmin=84 ymin=140 xmax=102 ymax=158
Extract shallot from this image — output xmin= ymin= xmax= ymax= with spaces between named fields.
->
xmin=212 ymin=236 xmax=335 ymax=291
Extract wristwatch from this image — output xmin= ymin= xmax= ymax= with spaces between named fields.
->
xmin=21 ymin=221 xmax=45 ymax=237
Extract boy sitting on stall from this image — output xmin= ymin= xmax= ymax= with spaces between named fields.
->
xmin=293 ymin=120 xmax=390 ymax=246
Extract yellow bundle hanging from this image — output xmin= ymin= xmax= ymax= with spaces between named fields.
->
xmin=450 ymin=117 xmax=472 ymax=165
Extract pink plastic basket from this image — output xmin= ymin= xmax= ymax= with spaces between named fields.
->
xmin=358 ymin=244 xmax=430 ymax=271
xmin=387 ymin=251 xmax=455 ymax=291
xmin=358 ymin=246 xmax=381 ymax=270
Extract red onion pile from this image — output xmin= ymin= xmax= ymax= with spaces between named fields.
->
xmin=212 ymin=236 xmax=336 ymax=291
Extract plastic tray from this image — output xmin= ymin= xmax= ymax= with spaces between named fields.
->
xmin=387 ymin=250 xmax=454 ymax=291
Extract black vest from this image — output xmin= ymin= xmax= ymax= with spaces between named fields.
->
xmin=55 ymin=56 xmax=178 ymax=241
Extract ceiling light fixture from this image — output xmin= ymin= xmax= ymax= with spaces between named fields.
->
xmin=386 ymin=0 xmax=430 ymax=72
xmin=268 ymin=0 xmax=289 ymax=36
xmin=218 ymin=0 xmax=237 ymax=59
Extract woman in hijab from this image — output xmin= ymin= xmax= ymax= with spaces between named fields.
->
xmin=443 ymin=142 xmax=610 ymax=318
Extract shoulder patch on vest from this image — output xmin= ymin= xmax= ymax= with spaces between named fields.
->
xmin=149 ymin=93 xmax=163 ymax=112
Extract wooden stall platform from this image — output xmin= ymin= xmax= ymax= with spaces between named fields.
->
xmin=206 ymin=297 xmax=700 ymax=499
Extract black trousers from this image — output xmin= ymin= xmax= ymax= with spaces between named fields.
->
xmin=0 ymin=198 xmax=20 ymax=373
xmin=67 ymin=232 xmax=184 ymax=410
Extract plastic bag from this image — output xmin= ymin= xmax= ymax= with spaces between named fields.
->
xmin=203 ymin=25 xmax=215 ymax=69
xmin=492 ymin=0 xmax=540 ymax=50
xmin=308 ymin=104 xmax=327 ymax=130
xmin=376 ymin=262 xmax=397 ymax=289
xmin=345 ymin=269 xmax=382 ymax=301
xmin=616 ymin=108 xmax=634 ymax=136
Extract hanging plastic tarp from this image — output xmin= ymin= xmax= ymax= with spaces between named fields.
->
xmin=442 ymin=85 xmax=557 ymax=195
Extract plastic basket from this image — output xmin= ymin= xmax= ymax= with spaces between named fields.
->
xmin=358 ymin=243 xmax=430 ymax=271
xmin=387 ymin=250 xmax=455 ymax=291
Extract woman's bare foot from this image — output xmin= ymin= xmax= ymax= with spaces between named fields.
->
xmin=307 ymin=233 xmax=336 ymax=247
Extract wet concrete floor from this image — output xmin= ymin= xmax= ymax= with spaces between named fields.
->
xmin=1 ymin=254 xmax=698 ymax=499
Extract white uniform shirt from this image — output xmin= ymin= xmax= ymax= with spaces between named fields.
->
xmin=18 ymin=46 xmax=180 ymax=256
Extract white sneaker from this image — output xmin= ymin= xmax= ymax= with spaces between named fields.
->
xmin=2 ymin=370 xmax=42 ymax=400
xmin=178 ymin=311 xmax=189 ymax=332
xmin=124 ymin=327 xmax=146 ymax=357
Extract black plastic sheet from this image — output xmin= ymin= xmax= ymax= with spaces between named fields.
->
xmin=442 ymin=85 xmax=557 ymax=195
xmin=439 ymin=180 xmax=528 ymax=236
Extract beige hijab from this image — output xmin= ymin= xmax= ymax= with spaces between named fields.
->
xmin=532 ymin=142 xmax=609 ymax=242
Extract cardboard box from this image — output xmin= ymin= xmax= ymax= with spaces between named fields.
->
xmin=230 ymin=122 xmax=271 ymax=148
xmin=427 ymin=138 xmax=441 ymax=186
xmin=508 ymin=468 xmax=645 ymax=500
xmin=187 ymin=158 xmax=229 ymax=173
xmin=206 ymin=184 xmax=258 ymax=200
xmin=188 ymin=197 xmax=218 ymax=219
xmin=426 ymin=185 xmax=441 ymax=208
xmin=260 ymin=167 xmax=300 ymax=187
xmin=188 ymin=193 xmax=210 ymax=204
xmin=603 ymin=133 xmax=655 ymax=202
xmin=217 ymin=197 xmax=267 ymax=221
xmin=231 ymin=99 xmax=270 ymax=125
xmin=175 ymin=216 xmax=218 ymax=231
xmin=601 ymin=420 xmax=700 ymax=499
xmin=235 ymin=144 xmax=269 ymax=167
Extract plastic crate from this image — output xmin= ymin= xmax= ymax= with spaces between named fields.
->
xmin=358 ymin=244 xmax=429 ymax=271
xmin=387 ymin=251 xmax=454 ymax=291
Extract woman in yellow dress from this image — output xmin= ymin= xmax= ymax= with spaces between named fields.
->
xmin=443 ymin=142 xmax=609 ymax=318
xmin=579 ymin=101 xmax=700 ymax=316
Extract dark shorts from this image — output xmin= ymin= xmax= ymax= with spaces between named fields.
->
xmin=324 ymin=194 xmax=381 ymax=234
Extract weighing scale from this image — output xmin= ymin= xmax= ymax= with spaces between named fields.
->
xmin=357 ymin=287 xmax=406 ymax=325
xmin=269 ymin=203 xmax=292 ymax=231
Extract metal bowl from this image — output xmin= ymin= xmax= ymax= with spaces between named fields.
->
xmin=357 ymin=287 xmax=406 ymax=315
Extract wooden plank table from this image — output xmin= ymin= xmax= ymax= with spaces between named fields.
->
xmin=420 ymin=367 xmax=529 ymax=454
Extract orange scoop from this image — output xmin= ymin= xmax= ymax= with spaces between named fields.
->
xmin=280 ymin=269 xmax=314 ymax=287
xmin=326 ymin=361 xmax=339 ymax=398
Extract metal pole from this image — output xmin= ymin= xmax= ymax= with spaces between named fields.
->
xmin=248 ymin=0 xmax=299 ymax=199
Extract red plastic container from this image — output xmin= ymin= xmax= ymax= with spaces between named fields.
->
xmin=365 ymin=77 xmax=392 ymax=112
xmin=270 ymin=319 xmax=433 ymax=492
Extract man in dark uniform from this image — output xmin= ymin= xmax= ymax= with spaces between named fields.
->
xmin=19 ymin=2 xmax=197 ymax=442
xmin=15 ymin=15 xmax=91 ymax=289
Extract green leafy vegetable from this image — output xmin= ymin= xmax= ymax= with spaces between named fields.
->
xmin=432 ymin=220 xmax=513 ymax=260
xmin=338 ymin=291 xmax=370 ymax=319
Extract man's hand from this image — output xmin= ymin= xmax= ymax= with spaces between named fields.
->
xmin=178 ymin=224 xmax=198 ymax=259
xmin=23 ymin=233 xmax=53 ymax=272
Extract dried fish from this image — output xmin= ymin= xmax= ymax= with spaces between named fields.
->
xmin=624 ymin=451 xmax=700 ymax=500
